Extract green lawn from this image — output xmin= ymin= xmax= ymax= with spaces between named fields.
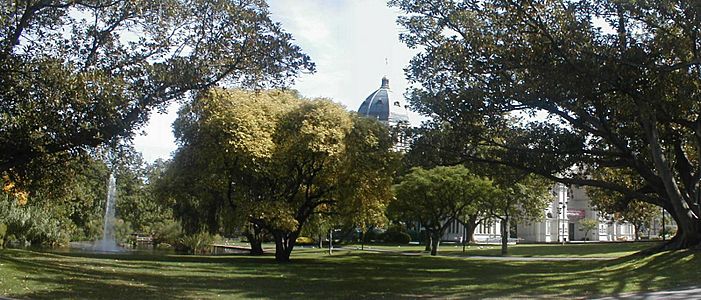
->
xmin=348 ymin=241 xmax=658 ymax=258
xmin=1 ymin=243 xmax=700 ymax=299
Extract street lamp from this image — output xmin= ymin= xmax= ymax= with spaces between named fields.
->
xmin=329 ymin=229 xmax=341 ymax=255
xmin=661 ymin=207 xmax=666 ymax=241
xmin=556 ymin=203 xmax=561 ymax=243
xmin=556 ymin=184 xmax=568 ymax=244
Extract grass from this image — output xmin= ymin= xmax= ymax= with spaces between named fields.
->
xmin=348 ymin=241 xmax=658 ymax=258
xmin=0 ymin=243 xmax=700 ymax=299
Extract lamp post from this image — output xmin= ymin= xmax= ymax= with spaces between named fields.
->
xmin=661 ymin=207 xmax=666 ymax=241
xmin=556 ymin=184 xmax=568 ymax=244
xmin=556 ymin=203 xmax=561 ymax=243
xmin=329 ymin=229 xmax=341 ymax=255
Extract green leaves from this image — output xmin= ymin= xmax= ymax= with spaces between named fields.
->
xmin=392 ymin=165 xmax=493 ymax=229
xmin=1 ymin=0 xmax=314 ymax=185
xmin=393 ymin=0 xmax=701 ymax=247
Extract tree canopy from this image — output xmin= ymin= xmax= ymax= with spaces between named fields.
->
xmin=162 ymin=88 xmax=398 ymax=262
xmin=392 ymin=0 xmax=701 ymax=249
xmin=391 ymin=165 xmax=493 ymax=255
xmin=0 ymin=0 xmax=314 ymax=187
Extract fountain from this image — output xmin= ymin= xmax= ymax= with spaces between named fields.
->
xmin=95 ymin=172 xmax=121 ymax=252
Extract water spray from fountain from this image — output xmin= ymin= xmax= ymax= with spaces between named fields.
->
xmin=96 ymin=172 xmax=120 ymax=251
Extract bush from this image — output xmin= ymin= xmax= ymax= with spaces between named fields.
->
xmin=363 ymin=229 xmax=382 ymax=242
xmin=0 ymin=198 xmax=70 ymax=247
xmin=180 ymin=232 xmax=221 ymax=254
xmin=660 ymin=226 xmax=677 ymax=238
xmin=0 ymin=223 xmax=6 ymax=248
xmin=150 ymin=219 xmax=183 ymax=246
xmin=383 ymin=224 xmax=412 ymax=244
xmin=114 ymin=218 xmax=133 ymax=244
xmin=295 ymin=236 xmax=315 ymax=245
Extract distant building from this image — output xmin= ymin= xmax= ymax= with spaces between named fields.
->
xmin=357 ymin=76 xmax=411 ymax=150
xmin=442 ymin=218 xmax=503 ymax=244
xmin=518 ymin=185 xmax=636 ymax=242
xmin=442 ymin=185 xmax=638 ymax=244
xmin=356 ymin=77 xmax=639 ymax=244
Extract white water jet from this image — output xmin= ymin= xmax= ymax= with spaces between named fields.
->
xmin=96 ymin=172 xmax=120 ymax=251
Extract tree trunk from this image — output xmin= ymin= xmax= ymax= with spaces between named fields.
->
xmin=246 ymin=224 xmax=265 ymax=255
xmin=643 ymin=118 xmax=701 ymax=249
xmin=246 ymin=232 xmax=264 ymax=256
xmin=430 ymin=231 xmax=441 ymax=256
xmin=361 ymin=229 xmax=365 ymax=250
xmin=501 ymin=217 xmax=509 ymax=256
xmin=273 ymin=230 xmax=299 ymax=262
xmin=462 ymin=225 xmax=467 ymax=253
xmin=460 ymin=215 xmax=478 ymax=253
xmin=465 ymin=215 xmax=479 ymax=243
xmin=424 ymin=231 xmax=431 ymax=252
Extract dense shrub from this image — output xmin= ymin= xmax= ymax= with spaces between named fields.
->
xmin=0 ymin=223 xmax=6 ymax=248
xmin=113 ymin=219 xmax=133 ymax=244
xmin=295 ymin=236 xmax=315 ymax=245
xmin=149 ymin=219 xmax=183 ymax=247
xmin=0 ymin=197 xmax=70 ymax=247
xmin=180 ymin=232 xmax=222 ymax=254
xmin=383 ymin=224 xmax=411 ymax=244
xmin=363 ymin=228 xmax=386 ymax=242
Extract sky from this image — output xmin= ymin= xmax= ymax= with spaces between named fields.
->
xmin=133 ymin=0 xmax=422 ymax=162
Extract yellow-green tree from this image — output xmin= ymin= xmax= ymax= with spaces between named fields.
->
xmin=579 ymin=219 xmax=599 ymax=241
xmin=165 ymin=88 xmax=397 ymax=262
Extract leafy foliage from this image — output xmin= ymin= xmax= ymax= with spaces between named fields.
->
xmin=391 ymin=165 xmax=494 ymax=255
xmin=484 ymin=173 xmax=552 ymax=255
xmin=587 ymin=168 xmax=662 ymax=239
xmin=0 ymin=0 xmax=314 ymax=189
xmin=0 ymin=193 xmax=71 ymax=247
xmin=382 ymin=224 xmax=412 ymax=244
xmin=162 ymin=88 xmax=397 ymax=261
xmin=392 ymin=0 xmax=701 ymax=249
xmin=579 ymin=218 xmax=599 ymax=241
xmin=180 ymin=232 xmax=222 ymax=255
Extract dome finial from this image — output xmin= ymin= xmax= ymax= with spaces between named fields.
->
xmin=381 ymin=76 xmax=389 ymax=88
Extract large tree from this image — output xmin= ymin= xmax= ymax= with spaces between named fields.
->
xmin=391 ymin=165 xmax=493 ymax=255
xmin=0 ymin=0 xmax=314 ymax=186
xmin=166 ymin=88 xmax=397 ymax=262
xmin=392 ymin=0 xmax=701 ymax=250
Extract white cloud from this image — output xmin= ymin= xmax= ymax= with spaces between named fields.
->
xmin=134 ymin=0 xmax=424 ymax=162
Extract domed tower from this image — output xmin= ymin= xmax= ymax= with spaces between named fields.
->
xmin=358 ymin=76 xmax=411 ymax=150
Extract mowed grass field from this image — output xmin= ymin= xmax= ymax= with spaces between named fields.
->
xmin=1 ymin=242 xmax=700 ymax=299
xmin=345 ymin=241 xmax=656 ymax=258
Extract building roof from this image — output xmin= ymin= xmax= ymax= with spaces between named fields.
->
xmin=357 ymin=77 xmax=410 ymax=125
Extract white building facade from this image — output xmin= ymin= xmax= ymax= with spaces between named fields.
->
xmin=436 ymin=184 xmax=638 ymax=243
xmin=518 ymin=185 xmax=636 ymax=242
xmin=441 ymin=218 xmax=502 ymax=243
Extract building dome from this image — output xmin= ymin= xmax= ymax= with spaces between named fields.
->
xmin=357 ymin=77 xmax=410 ymax=126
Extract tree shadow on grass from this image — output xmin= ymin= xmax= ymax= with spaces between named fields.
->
xmin=1 ymin=248 xmax=699 ymax=299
